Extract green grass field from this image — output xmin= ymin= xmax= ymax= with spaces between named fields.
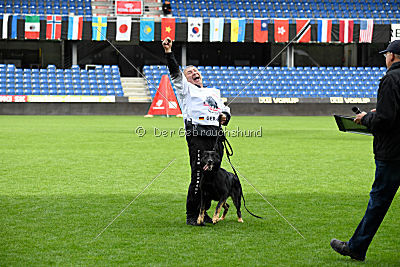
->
xmin=1 ymin=115 xmax=399 ymax=266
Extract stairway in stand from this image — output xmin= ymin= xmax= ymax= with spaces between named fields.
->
xmin=121 ymin=77 xmax=152 ymax=102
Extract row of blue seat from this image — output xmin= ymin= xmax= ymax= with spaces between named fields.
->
xmin=146 ymin=69 xmax=385 ymax=76
xmin=3 ymin=0 xmax=90 ymax=3
xmin=0 ymin=1 xmax=90 ymax=8
xmin=173 ymin=2 xmax=396 ymax=10
xmin=170 ymin=0 xmax=399 ymax=20
xmin=172 ymin=11 xmax=399 ymax=21
xmin=1 ymin=68 xmax=120 ymax=74
xmin=0 ymin=88 xmax=123 ymax=96
xmin=0 ymin=64 xmax=124 ymax=96
xmin=0 ymin=8 xmax=91 ymax=16
xmin=144 ymin=65 xmax=381 ymax=98
xmin=172 ymin=0 xmax=398 ymax=9
xmin=144 ymin=65 xmax=386 ymax=71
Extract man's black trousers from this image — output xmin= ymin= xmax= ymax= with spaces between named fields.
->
xmin=348 ymin=159 xmax=400 ymax=258
xmin=185 ymin=134 xmax=224 ymax=218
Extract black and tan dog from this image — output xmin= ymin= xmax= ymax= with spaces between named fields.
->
xmin=197 ymin=150 xmax=259 ymax=225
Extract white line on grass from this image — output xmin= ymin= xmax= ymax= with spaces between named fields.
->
xmin=93 ymin=158 xmax=176 ymax=241
xmin=225 ymin=158 xmax=306 ymax=240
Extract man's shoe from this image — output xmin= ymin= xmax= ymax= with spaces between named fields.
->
xmin=330 ymin=239 xmax=365 ymax=261
xmin=204 ymin=212 xmax=213 ymax=224
xmin=186 ymin=217 xmax=204 ymax=226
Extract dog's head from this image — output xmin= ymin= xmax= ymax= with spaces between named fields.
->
xmin=201 ymin=150 xmax=221 ymax=172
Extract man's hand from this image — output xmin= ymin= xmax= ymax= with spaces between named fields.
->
xmin=162 ymin=37 xmax=172 ymax=53
xmin=220 ymin=114 xmax=227 ymax=125
xmin=354 ymin=112 xmax=367 ymax=125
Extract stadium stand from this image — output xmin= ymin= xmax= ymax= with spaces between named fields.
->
xmin=143 ymin=65 xmax=384 ymax=98
xmin=0 ymin=0 xmax=92 ymax=16
xmin=170 ymin=0 xmax=400 ymax=23
xmin=0 ymin=64 xmax=123 ymax=96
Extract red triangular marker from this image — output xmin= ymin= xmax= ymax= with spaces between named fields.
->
xmin=147 ymin=75 xmax=182 ymax=116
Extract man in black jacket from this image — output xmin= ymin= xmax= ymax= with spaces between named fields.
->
xmin=162 ymin=37 xmax=231 ymax=226
xmin=330 ymin=40 xmax=400 ymax=261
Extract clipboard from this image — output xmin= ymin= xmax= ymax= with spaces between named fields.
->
xmin=334 ymin=115 xmax=372 ymax=136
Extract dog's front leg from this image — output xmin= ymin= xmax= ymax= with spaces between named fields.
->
xmin=212 ymin=199 xmax=225 ymax=224
xmin=220 ymin=202 xmax=230 ymax=221
xmin=197 ymin=191 xmax=206 ymax=225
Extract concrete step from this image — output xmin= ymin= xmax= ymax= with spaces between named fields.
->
xmin=121 ymin=77 xmax=152 ymax=102
xmin=144 ymin=2 xmax=162 ymax=7
xmin=144 ymin=11 xmax=163 ymax=15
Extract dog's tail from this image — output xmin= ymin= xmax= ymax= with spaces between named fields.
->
xmin=238 ymin=179 xmax=263 ymax=219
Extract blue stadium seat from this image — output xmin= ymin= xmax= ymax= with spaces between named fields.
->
xmin=47 ymin=88 xmax=57 ymax=95
xmin=90 ymin=89 xmax=99 ymax=95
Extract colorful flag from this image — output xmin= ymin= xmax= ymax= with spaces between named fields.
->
xmin=11 ymin=15 xmax=18 ymax=39
xmin=296 ymin=19 xmax=311 ymax=43
xmin=161 ymin=17 xmax=175 ymax=41
xmin=359 ymin=19 xmax=374 ymax=43
xmin=116 ymin=16 xmax=131 ymax=41
xmin=46 ymin=15 xmax=62 ymax=40
xmin=339 ymin=19 xmax=354 ymax=43
xmin=68 ymin=16 xmax=83 ymax=40
xmin=188 ymin=17 xmax=203 ymax=42
xmin=274 ymin=19 xmax=289 ymax=42
xmin=92 ymin=16 xmax=107 ymax=41
xmin=210 ymin=18 xmax=224 ymax=42
xmin=2 ymin=14 xmax=10 ymax=39
xmin=390 ymin=24 xmax=400 ymax=42
xmin=253 ymin=19 xmax=268 ymax=43
xmin=230 ymin=18 xmax=245 ymax=42
xmin=317 ymin=19 xmax=332 ymax=43
xmin=25 ymin=16 xmax=40 ymax=39
xmin=140 ymin=18 xmax=154 ymax=42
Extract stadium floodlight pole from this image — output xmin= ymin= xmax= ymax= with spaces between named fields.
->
xmin=94 ymin=28 xmax=172 ymax=105
xmin=224 ymin=158 xmax=306 ymax=240
xmin=93 ymin=158 xmax=176 ymax=241
xmin=226 ymin=21 xmax=311 ymax=107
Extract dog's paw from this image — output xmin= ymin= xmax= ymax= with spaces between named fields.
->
xmin=197 ymin=217 xmax=203 ymax=225
xmin=238 ymin=218 xmax=244 ymax=223
xmin=212 ymin=216 xmax=219 ymax=224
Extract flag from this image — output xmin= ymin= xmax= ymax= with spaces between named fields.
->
xmin=317 ymin=19 xmax=332 ymax=42
xmin=230 ymin=18 xmax=245 ymax=42
xmin=161 ymin=17 xmax=175 ymax=41
xmin=210 ymin=18 xmax=224 ymax=42
xmin=188 ymin=17 xmax=203 ymax=42
xmin=92 ymin=16 xmax=107 ymax=41
xmin=25 ymin=16 xmax=40 ymax=39
xmin=46 ymin=15 xmax=62 ymax=40
xmin=2 ymin=14 xmax=10 ymax=39
xmin=274 ymin=19 xmax=289 ymax=42
xmin=359 ymin=19 xmax=374 ymax=43
xmin=253 ymin=19 xmax=268 ymax=43
xmin=140 ymin=18 xmax=154 ymax=42
xmin=296 ymin=19 xmax=311 ymax=43
xmin=391 ymin=24 xmax=400 ymax=42
xmin=11 ymin=15 xmax=18 ymax=39
xmin=68 ymin=16 xmax=83 ymax=40
xmin=116 ymin=16 xmax=131 ymax=41
xmin=339 ymin=19 xmax=354 ymax=43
